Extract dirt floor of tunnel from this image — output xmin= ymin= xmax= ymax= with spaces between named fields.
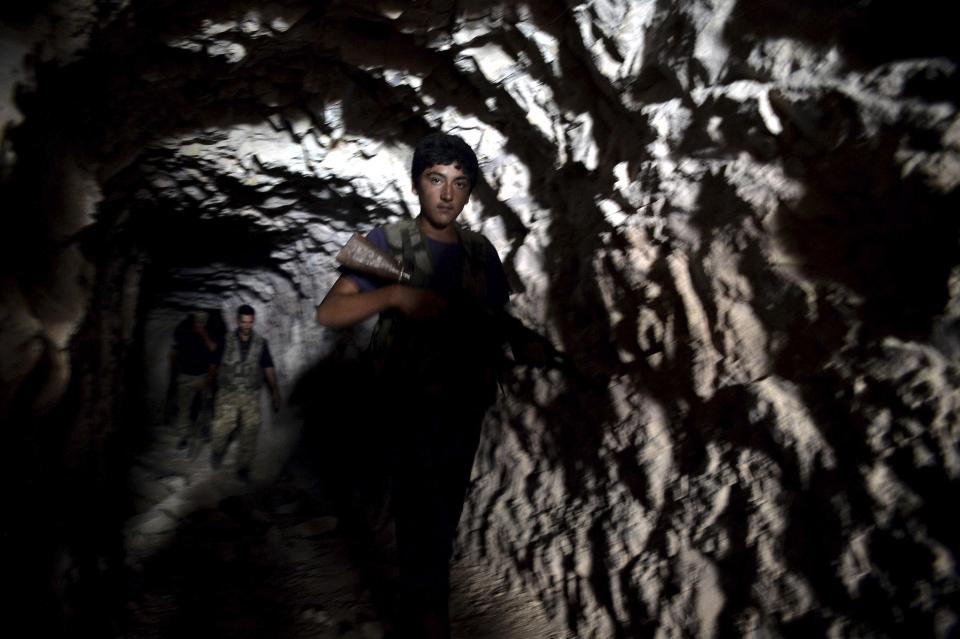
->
xmin=120 ymin=434 xmax=560 ymax=639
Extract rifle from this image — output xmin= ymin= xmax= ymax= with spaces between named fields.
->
xmin=336 ymin=233 xmax=411 ymax=282
xmin=336 ymin=233 xmax=577 ymax=376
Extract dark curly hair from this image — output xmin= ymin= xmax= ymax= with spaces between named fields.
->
xmin=237 ymin=304 xmax=256 ymax=318
xmin=411 ymin=132 xmax=479 ymax=192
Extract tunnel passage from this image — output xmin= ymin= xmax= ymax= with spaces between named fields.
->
xmin=2 ymin=1 xmax=960 ymax=638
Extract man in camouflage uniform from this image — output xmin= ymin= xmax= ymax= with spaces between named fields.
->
xmin=210 ymin=304 xmax=281 ymax=481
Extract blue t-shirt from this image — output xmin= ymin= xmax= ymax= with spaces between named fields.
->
xmin=344 ymin=226 xmax=510 ymax=309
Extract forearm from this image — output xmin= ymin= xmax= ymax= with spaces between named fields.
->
xmin=264 ymin=367 xmax=279 ymax=395
xmin=315 ymin=285 xmax=398 ymax=328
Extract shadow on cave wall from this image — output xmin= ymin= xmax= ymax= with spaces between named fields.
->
xmin=663 ymin=140 xmax=959 ymax=634
xmin=1 ymin=203 xmax=155 ymax=638
xmin=680 ymin=368 xmax=960 ymax=637
xmin=631 ymin=87 xmax=959 ymax=630
xmin=768 ymin=88 xmax=960 ymax=341
xmin=726 ymin=0 xmax=960 ymax=70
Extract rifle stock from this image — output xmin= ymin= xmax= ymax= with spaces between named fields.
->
xmin=336 ymin=233 xmax=412 ymax=282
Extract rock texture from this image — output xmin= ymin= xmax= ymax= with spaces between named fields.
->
xmin=1 ymin=1 xmax=958 ymax=637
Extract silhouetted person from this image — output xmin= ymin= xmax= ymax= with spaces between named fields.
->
xmin=316 ymin=133 xmax=511 ymax=638
xmin=169 ymin=311 xmax=217 ymax=450
xmin=210 ymin=304 xmax=281 ymax=482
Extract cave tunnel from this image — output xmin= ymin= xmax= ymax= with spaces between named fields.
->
xmin=1 ymin=1 xmax=959 ymax=637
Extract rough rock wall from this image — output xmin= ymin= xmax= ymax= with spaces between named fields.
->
xmin=1 ymin=1 xmax=958 ymax=637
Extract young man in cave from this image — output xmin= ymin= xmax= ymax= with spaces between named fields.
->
xmin=315 ymin=132 xmax=511 ymax=638
xmin=210 ymin=304 xmax=282 ymax=481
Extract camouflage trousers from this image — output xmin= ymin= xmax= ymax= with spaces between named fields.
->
xmin=211 ymin=389 xmax=261 ymax=470
xmin=176 ymin=374 xmax=207 ymax=440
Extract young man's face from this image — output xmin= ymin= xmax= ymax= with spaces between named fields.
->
xmin=237 ymin=314 xmax=255 ymax=339
xmin=414 ymin=162 xmax=471 ymax=233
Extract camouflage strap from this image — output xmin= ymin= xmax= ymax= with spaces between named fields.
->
xmin=383 ymin=219 xmax=431 ymax=287
xmin=381 ymin=217 xmax=490 ymax=297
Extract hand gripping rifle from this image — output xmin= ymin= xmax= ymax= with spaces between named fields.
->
xmin=335 ymin=233 xmax=578 ymax=377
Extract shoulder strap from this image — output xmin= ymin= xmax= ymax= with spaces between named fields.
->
xmin=381 ymin=219 xmax=490 ymax=298
xmin=456 ymin=227 xmax=487 ymax=262
xmin=401 ymin=222 xmax=433 ymax=285
xmin=455 ymin=225 xmax=489 ymax=301
xmin=382 ymin=222 xmax=405 ymax=252
xmin=383 ymin=219 xmax=433 ymax=286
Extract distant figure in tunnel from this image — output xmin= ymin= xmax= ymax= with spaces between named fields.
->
xmin=315 ymin=132 xmax=511 ymax=639
xmin=169 ymin=310 xmax=217 ymax=450
xmin=210 ymin=304 xmax=281 ymax=481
